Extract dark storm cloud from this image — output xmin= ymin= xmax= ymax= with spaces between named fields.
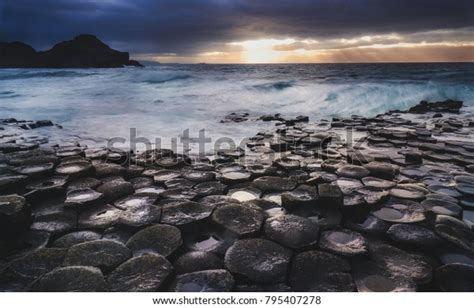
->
xmin=1 ymin=0 xmax=473 ymax=55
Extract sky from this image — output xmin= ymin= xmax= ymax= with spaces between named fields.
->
xmin=1 ymin=0 xmax=473 ymax=63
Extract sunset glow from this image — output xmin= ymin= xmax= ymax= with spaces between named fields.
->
xmin=146 ymin=31 xmax=474 ymax=64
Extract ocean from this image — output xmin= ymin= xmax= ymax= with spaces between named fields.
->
xmin=1 ymin=63 xmax=473 ymax=151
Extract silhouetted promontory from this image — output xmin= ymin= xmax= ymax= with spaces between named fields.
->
xmin=0 ymin=35 xmax=142 ymax=68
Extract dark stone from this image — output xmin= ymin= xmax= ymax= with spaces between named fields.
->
xmin=14 ymin=163 xmax=54 ymax=178
xmin=2 ymin=248 xmax=66 ymax=285
xmin=364 ymin=162 xmax=398 ymax=180
xmin=93 ymin=163 xmax=126 ymax=178
xmin=29 ymin=266 xmax=106 ymax=292
xmin=372 ymin=201 xmax=425 ymax=224
xmin=52 ymin=231 xmax=102 ymax=248
xmin=67 ymin=177 xmax=102 ymax=191
xmin=252 ymin=176 xmax=297 ymax=192
xmin=319 ymin=229 xmax=368 ymax=257
xmin=344 ymin=215 xmax=389 ymax=235
xmin=367 ymin=240 xmax=433 ymax=285
xmin=64 ymin=188 xmax=104 ymax=210
xmin=407 ymin=100 xmax=463 ymax=114
xmin=0 ymin=174 xmax=27 ymax=194
xmin=107 ymin=254 xmax=172 ymax=292
xmin=182 ymin=170 xmax=216 ymax=183
xmin=173 ymin=251 xmax=223 ymax=274
xmin=129 ymin=177 xmax=154 ymax=189
xmin=152 ymin=169 xmax=181 ymax=184
xmin=435 ymin=264 xmax=474 ymax=292
xmin=264 ymin=214 xmax=319 ymax=249
xmin=55 ymin=161 xmax=94 ymax=179
xmin=387 ymin=224 xmax=440 ymax=249
xmin=435 ymin=215 xmax=473 ymax=251
xmin=362 ymin=177 xmax=396 ymax=190
xmin=421 ymin=199 xmax=462 ymax=217
xmin=336 ymin=165 xmax=370 ymax=179
xmin=64 ymin=240 xmax=131 ymax=271
xmin=352 ymin=259 xmax=417 ymax=292
xmin=194 ymin=181 xmax=227 ymax=197
xmin=31 ymin=211 xmax=77 ymax=234
xmin=1 ymin=231 xmax=50 ymax=260
xmin=224 ymin=238 xmax=292 ymax=283
xmin=317 ymin=184 xmax=343 ymax=208
xmin=0 ymin=194 xmax=32 ymax=236
xmin=161 ymin=200 xmax=215 ymax=226
xmin=212 ymin=203 xmax=264 ymax=236
xmin=389 ymin=185 xmax=426 ymax=200
xmin=289 ymin=250 xmax=353 ymax=292
xmin=25 ymin=176 xmax=68 ymax=199
xmin=0 ymin=35 xmax=142 ymax=68
xmin=96 ymin=177 xmax=135 ymax=202
xmin=281 ymin=184 xmax=318 ymax=210
xmin=171 ymin=270 xmax=234 ymax=292
xmin=78 ymin=204 xmax=122 ymax=229
xmin=126 ymin=224 xmax=182 ymax=257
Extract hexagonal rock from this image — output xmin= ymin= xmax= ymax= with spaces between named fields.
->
xmin=93 ymin=163 xmax=126 ymax=178
xmin=289 ymin=250 xmax=354 ymax=292
xmin=30 ymin=211 xmax=77 ymax=235
xmin=319 ymin=229 xmax=369 ymax=257
xmin=435 ymin=264 xmax=474 ymax=292
xmin=251 ymin=176 xmax=297 ymax=192
xmin=170 ymin=269 xmax=234 ymax=292
xmin=29 ymin=266 xmax=106 ymax=292
xmin=0 ymin=194 xmax=32 ymax=236
xmin=281 ymin=185 xmax=318 ymax=210
xmin=173 ymin=251 xmax=223 ymax=274
xmin=264 ymin=215 xmax=319 ymax=249
xmin=387 ymin=224 xmax=440 ymax=249
xmin=55 ymin=161 xmax=94 ymax=179
xmin=336 ymin=165 xmax=370 ymax=179
xmin=126 ymin=224 xmax=182 ymax=257
xmin=435 ymin=215 xmax=473 ymax=251
xmin=352 ymin=259 xmax=417 ymax=292
xmin=317 ymin=184 xmax=343 ymax=208
xmin=0 ymin=174 xmax=27 ymax=194
xmin=118 ymin=202 xmax=161 ymax=228
xmin=107 ymin=254 xmax=173 ymax=292
xmin=212 ymin=203 xmax=264 ymax=236
xmin=64 ymin=240 xmax=131 ymax=271
xmin=52 ymin=231 xmax=102 ymax=248
xmin=67 ymin=177 xmax=102 ymax=191
xmin=344 ymin=215 xmax=389 ymax=235
xmin=64 ymin=189 xmax=104 ymax=210
xmin=367 ymin=240 xmax=433 ymax=285
xmin=78 ymin=204 xmax=122 ymax=229
xmin=161 ymin=201 xmax=215 ymax=226
xmin=2 ymin=248 xmax=66 ymax=283
xmin=96 ymin=177 xmax=135 ymax=202
xmin=224 ymin=239 xmax=292 ymax=283
xmin=364 ymin=162 xmax=399 ymax=180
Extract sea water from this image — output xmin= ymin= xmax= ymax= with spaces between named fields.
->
xmin=1 ymin=63 xmax=473 ymax=151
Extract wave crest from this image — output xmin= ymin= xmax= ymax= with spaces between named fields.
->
xmin=252 ymin=80 xmax=296 ymax=91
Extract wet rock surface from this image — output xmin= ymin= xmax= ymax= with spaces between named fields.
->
xmin=29 ymin=266 xmax=106 ymax=292
xmin=1 ymin=100 xmax=474 ymax=292
xmin=224 ymin=239 xmax=292 ymax=283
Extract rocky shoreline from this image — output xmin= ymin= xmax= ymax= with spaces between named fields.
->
xmin=0 ymin=100 xmax=473 ymax=292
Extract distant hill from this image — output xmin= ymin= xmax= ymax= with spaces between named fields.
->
xmin=0 ymin=34 xmax=143 ymax=68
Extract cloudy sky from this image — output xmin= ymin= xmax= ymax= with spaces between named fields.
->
xmin=1 ymin=0 xmax=473 ymax=63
